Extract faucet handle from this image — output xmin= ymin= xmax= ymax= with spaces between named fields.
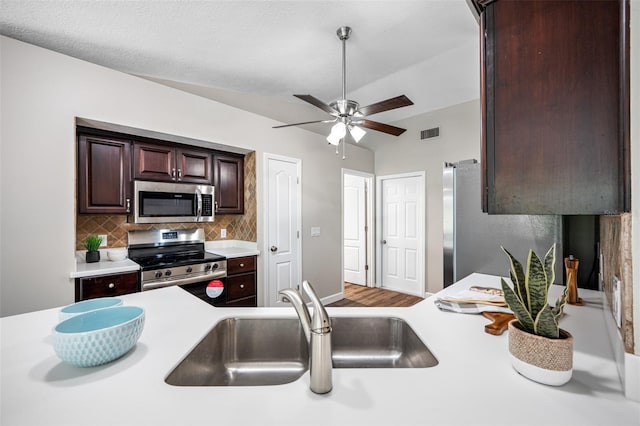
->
xmin=302 ymin=280 xmax=331 ymax=332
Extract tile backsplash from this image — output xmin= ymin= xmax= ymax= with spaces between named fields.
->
xmin=600 ymin=214 xmax=634 ymax=354
xmin=76 ymin=151 xmax=257 ymax=249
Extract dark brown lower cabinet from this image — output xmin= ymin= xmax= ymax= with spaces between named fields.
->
xmin=225 ymin=256 xmax=257 ymax=307
xmin=75 ymin=271 xmax=139 ymax=302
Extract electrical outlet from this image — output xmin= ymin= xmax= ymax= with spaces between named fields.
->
xmin=220 ymin=229 xmax=227 ymax=239
xmin=311 ymin=227 xmax=321 ymax=237
xmin=98 ymin=235 xmax=108 ymax=247
xmin=612 ymin=275 xmax=622 ymax=328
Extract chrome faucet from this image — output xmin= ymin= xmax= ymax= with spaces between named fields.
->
xmin=280 ymin=280 xmax=332 ymax=394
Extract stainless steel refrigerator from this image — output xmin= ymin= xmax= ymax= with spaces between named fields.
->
xmin=443 ymin=160 xmax=563 ymax=286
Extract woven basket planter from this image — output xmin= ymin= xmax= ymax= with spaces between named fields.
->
xmin=508 ymin=320 xmax=573 ymax=386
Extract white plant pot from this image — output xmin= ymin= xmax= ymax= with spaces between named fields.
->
xmin=508 ymin=320 xmax=573 ymax=386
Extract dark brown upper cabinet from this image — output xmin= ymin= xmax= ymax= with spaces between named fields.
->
xmin=78 ymin=134 xmax=131 ymax=214
xmin=133 ymin=142 xmax=212 ymax=185
xmin=213 ymin=154 xmax=244 ymax=214
xmin=479 ymin=0 xmax=630 ymax=214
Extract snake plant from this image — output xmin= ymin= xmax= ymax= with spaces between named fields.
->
xmin=501 ymin=244 xmax=567 ymax=339
xmin=84 ymin=234 xmax=103 ymax=252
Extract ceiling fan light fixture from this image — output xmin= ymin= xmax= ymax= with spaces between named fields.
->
xmin=349 ymin=125 xmax=366 ymax=143
xmin=326 ymin=121 xmax=346 ymax=145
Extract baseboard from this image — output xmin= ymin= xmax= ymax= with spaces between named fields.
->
xmin=321 ymin=291 xmax=344 ymax=306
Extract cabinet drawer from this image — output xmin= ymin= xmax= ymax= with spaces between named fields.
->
xmin=226 ymin=273 xmax=256 ymax=301
xmin=227 ymin=256 xmax=256 ymax=275
xmin=76 ymin=271 xmax=139 ymax=301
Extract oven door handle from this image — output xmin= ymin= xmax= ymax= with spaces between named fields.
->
xmin=142 ymin=271 xmax=227 ymax=291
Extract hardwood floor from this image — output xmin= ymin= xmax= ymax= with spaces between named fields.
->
xmin=326 ymin=283 xmax=423 ymax=308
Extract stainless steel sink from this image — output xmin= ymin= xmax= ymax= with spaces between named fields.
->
xmin=165 ymin=316 xmax=437 ymax=387
xmin=330 ymin=317 xmax=438 ymax=368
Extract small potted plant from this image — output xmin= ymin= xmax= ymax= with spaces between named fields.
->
xmin=501 ymin=244 xmax=572 ymax=386
xmin=84 ymin=235 xmax=103 ymax=263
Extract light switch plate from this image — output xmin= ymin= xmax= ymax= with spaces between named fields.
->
xmin=98 ymin=235 xmax=108 ymax=247
xmin=612 ymin=275 xmax=622 ymax=328
xmin=220 ymin=229 xmax=227 ymax=239
xmin=311 ymin=227 xmax=321 ymax=237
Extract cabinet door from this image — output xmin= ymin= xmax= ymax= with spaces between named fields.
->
xmin=133 ymin=142 xmax=175 ymax=182
xmin=78 ymin=135 xmax=131 ymax=214
xmin=482 ymin=0 xmax=629 ymax=214
xmin=176 ymin=147 xmax=212 ymax=184
xmin=214 ymin=154 xmax=245 ymax=214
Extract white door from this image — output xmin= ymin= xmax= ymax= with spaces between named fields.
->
xmin=343 ymin=174 xmax=367 ymax=285
xmin=264 ymin=154 xmax=302 ymax=307
xmin=377 ymin=173 xmax=425 ymax=297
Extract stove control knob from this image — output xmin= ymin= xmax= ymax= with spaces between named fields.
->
xmin=186 ymin=266 xmax=193 ymax=273
xmin=212 ymin=263 xmax=219 ymax=270
xmin=165 ymin=270 xmax=172 ymax=277
xmin=154 ymin=271 xmax=163 ymax=279
xmin=204 ymin=264 xmax=212 ymax=271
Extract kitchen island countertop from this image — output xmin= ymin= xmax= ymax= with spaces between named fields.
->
xmin=1 ymin=273 xmax=638 ymax=425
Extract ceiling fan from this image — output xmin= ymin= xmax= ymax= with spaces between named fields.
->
xmin=273 ymin=26 xmax=414 ymax=156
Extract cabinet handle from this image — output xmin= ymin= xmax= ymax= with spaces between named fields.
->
xmin=126 ymin=198 xmax=130 ymax=213
xmin=108 ymin=283 xmax=115 ymax=289
xmin=177 ymin=169 xmax=182 ymax=181
xmin=239 ymin=263 xmax=244 ymax=268
xmin=214 ymin=201 xmax=218 ymax=212
xmin=172 ymin=168 xmax=176 ymax=180
xmin=240 ymin=284 xmax=245 ymax=289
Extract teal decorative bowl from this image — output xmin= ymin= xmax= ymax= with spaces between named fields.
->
xmin=59 ymin=297 xmax=123 ymax=322
xmin=53 ymin=306 xmax=145 ymax=367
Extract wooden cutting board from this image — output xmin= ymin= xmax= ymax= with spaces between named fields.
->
xmin=481 ymin=312 xmax=515 ymax=335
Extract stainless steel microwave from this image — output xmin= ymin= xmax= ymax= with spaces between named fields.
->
xmin=133 ymin=181 xmax=214 ymax=224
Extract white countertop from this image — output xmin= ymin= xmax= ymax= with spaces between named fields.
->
xmin=70 ymin=258 xmax=140 ymax=279
xmin=2 ymin=273 xmax=638 ymax=425
xmin=205 ymin=239 xmax=260 ymax=258
xmin=70 ymin=241 xmax=259 ymax=279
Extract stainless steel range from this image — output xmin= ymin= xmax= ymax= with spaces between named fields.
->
xmin=128 ymin=228 xmax=227 ymax=306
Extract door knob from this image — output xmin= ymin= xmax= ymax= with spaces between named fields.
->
xmin=270 ymin=246 xmax=278 ymax=252
xmin=382 ymin=240 xmax=387 ymax=244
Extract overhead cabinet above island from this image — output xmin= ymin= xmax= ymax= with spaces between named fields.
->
xmin=475 ymin=0 xmax=630 ymax=214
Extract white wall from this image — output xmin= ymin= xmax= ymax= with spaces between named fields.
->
xmin=0 ymin=36 xmax=374 ymax=316
xmin=373 ymin=100 xmax=481 ymax=295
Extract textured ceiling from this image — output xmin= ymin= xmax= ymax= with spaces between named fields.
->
xmin=0 ymin=0 xmax=480 ymax=138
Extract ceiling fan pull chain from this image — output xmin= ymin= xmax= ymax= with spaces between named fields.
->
xmin=342 ymin=138 xmax=346 ymax=160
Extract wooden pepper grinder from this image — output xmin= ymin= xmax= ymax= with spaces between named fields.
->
xmin=565 ymin=255 xmax=583 ymax=305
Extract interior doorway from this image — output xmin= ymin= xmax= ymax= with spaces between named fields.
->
xmin=263 ymin=153 xmax=302 ymax=307
xmin=376 ymin=172 xmax=425 ymax=297
xmin=342 ymin=169 xmax=374 ymax=289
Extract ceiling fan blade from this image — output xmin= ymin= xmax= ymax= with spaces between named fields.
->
xmin=359 ymin=119 xmax=407 ymax=136
xmin=358 ymin=95 xmax=414 ymax=117
xmin=273 ymin=120 xmax=329 ymax=129
xmin=294 ymin=94 xmax=339 ymax=115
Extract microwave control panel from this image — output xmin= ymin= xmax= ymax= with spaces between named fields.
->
xmin=202 ymin=194 xmax=213 ymax=215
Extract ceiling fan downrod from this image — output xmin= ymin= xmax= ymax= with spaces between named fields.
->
xmin=337 ymin=26 xmax=351 ymax=102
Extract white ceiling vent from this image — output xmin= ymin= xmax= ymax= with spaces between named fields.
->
xmin=420 ymin=127 xmax=440 ymax=140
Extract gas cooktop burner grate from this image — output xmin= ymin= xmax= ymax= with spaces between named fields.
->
xmin=131 ymin=251 xmax=225 ymax=270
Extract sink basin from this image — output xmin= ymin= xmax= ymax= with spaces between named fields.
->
xmin=330 ymin=317 xmax=438 ymax=368
xmin=165 ymin=316 xmax=437 ymax=387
